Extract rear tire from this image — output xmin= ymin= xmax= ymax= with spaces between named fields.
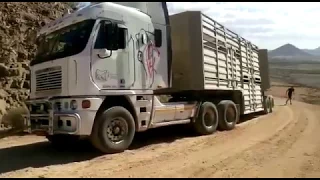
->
xmin=193 ymin=102 xmax=219 ymax=135
xmin=90 ymin=106 xmax=135 ymax=154
xmin=217 ymin=100 xmax=239 ymax=131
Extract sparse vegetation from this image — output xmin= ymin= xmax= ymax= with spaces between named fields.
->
xmin=269 ymin=62 xmax=320 ymax=89
xmin=268 ymin=43 xmax=320 ymax=90
xmin=1 ymin=106 xmax=28 ymax=131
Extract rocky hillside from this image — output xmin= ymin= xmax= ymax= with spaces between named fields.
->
xmin=0 ymin=2 xmax=73 ymax=124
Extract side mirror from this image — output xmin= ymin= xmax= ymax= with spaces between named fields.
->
xmin=154 ymin=29 xmax=162 ymax=48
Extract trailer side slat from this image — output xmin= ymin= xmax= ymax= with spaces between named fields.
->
xmin=170 ymin=11 xmax=265 ymax=114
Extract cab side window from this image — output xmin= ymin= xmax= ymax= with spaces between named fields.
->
xmin=94 ymin=20 xmax=127 ymax=50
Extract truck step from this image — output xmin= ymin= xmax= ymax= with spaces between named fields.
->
xmin=138 ymin=112 xmax=151 ymax=121
xmin=150 ymin=119 xmax=191 ymax=129
xmin=136 ymin=100 xmax=151 ymax=107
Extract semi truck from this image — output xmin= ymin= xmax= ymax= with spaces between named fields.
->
xmin=24 ymin=2 xmax=274 ymax=154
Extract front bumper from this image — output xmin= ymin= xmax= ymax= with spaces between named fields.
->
xmin=24 ymin=97 xmax=103 ymax=136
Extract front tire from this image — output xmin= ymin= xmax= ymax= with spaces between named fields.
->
xmin=193 ymin=102 xmax=219 ymax=135
xmin=90 ymin=106 xmax=135 ymax=154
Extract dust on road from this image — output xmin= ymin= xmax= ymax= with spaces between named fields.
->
xmin=0 ymin=98 xmax=320 ymax=178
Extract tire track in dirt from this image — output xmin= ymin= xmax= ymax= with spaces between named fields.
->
xmin=206 ymin=105 xmax=307 ymax=178
xmin=297 ymin=145 xmax=320 ymax=178
xmin=247 ymin=104 xmax=320 ymax=178
xmin=159 ymin=105 xmax=300 ymax=178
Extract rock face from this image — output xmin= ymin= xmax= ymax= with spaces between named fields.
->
xmin=0 ymin=2 xmax=73 ymax=123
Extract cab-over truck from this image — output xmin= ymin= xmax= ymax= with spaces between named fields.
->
xmin=25 ymin=2 xmax=274 ymax=153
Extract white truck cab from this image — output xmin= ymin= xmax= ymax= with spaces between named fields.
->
xmin=25 ymin=2 xmax=274 ymax=154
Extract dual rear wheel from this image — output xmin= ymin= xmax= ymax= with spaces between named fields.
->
xmin=193 ymin=100 xmax=239 ymax=135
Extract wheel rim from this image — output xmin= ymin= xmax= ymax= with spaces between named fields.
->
xmin=106 ymin=117 xmax=128 ymax=144
xmin=226 ymin=106 xmax=236 ymax=123
xmin=204 ymin=110 xmax=216 ymax=128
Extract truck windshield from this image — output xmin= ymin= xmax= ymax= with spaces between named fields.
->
xmin=31 ymin=19 xmax=95 ymax=66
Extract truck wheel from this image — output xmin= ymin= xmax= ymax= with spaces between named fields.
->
xmin=46 ymin=135 xmax=80 ymax=148
xmin=217 ymin=100 xmax=239 ymax=131
xmin=272 ymin=98 xmax=275 ymax=108
xmin=193 ymin=102 xmax=219 ymax=135
xmin=270 ymin=96 xmax=275 ymax=108
xmin=267 ymin=97 xmax=273 ymax=113
xmin=90 ymin=106 xmax=135 ymax=154
xmin=263 ymin=97 xmax=270 ymax=114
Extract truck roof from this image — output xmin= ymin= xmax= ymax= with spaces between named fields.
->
xmin=39 ymin=2 xmax=151 ymax=36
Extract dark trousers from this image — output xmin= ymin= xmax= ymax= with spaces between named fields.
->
xmin=286 ymin=94 xmax=292 ymax=105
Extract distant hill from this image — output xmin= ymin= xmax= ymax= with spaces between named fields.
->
xmin=268 ymin=43 xmax=313 ymax=58
xmin=302 ymin=47 xmax=320 ymax=56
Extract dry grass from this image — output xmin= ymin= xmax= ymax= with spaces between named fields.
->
xmin=1 ymin=106 xmax=28 ymax=131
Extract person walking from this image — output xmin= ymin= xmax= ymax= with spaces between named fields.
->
xmin=285 ymin=86 xmax=295 ymax=105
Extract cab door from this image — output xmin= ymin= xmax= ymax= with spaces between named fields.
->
xmin=90 ymin=20 xmax=131 ymax=89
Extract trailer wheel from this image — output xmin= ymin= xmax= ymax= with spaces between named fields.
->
xmin=90 ymin=106 xmax=135 ymax=154
xmin=263 ymin=97 xmax=270 ymax=114
xmin=46 ymin=135 xmax=80 ymax=148
xmin=272 ymin=98 xmax=275 ymax=108
xmin=270 ymin=96 xmax=275 ymax=108
xmin=217 ymin=100 xmax=239 ymax=131
xmin=193 ymin=102 xmax=219 ymax=135
xmin=267 ymin=97 xmax=273 ymax=113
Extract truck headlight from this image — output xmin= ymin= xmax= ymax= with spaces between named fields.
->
xmin=70 ymin=100 xmax=78 ymax=110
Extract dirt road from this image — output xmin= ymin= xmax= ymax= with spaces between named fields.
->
xmin=0 ymin=97 xmax=320 ymax=178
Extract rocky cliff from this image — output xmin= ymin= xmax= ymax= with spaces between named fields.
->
xmin=0 ymin=2 xmax=73 ymax=124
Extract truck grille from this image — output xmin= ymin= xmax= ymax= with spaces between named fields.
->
xmin=35 ymin=66 xmax=62 ymax=92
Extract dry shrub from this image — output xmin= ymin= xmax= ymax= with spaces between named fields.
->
xmin=2 ymin=105 xmax=28 ymax=131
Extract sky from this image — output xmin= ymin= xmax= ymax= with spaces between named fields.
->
xmin=167 ymin=2 xmax=320 ymax=50
xmin=75 ymin=2 xmax=320 ymax=50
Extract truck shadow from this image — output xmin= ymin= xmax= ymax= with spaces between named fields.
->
xmin=0 ymin=113 xmax=264 ymax=174
xmin=0 ymin=140 xmax=101 ymax=174
xmin=238 ymin=111 xmax=266 ymax=124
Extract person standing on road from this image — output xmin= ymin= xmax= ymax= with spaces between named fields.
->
xmin=285 ymin=86 xmax=295 ymax=105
